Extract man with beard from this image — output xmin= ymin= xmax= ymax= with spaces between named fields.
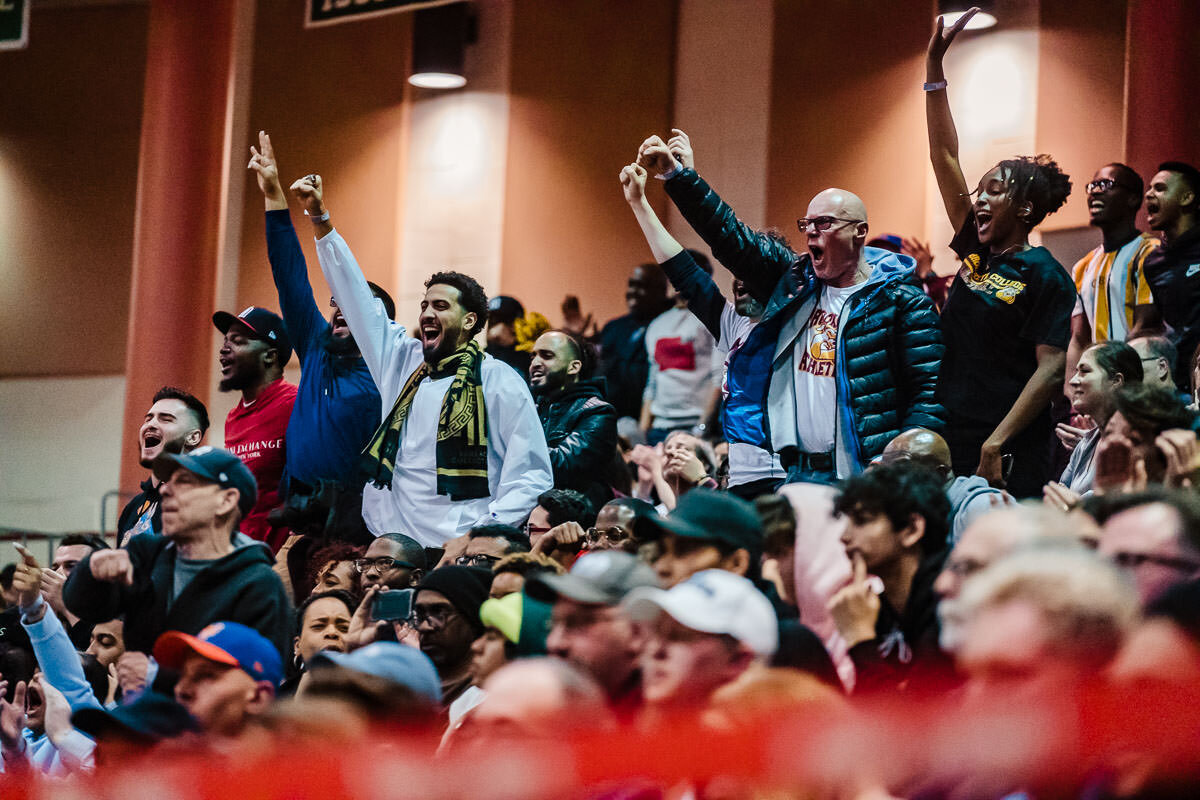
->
xmin=1065 ymin=164 xmax=1161 ymax=386
xmin=248 ymin=132 xmax=393 ymax=544
xmin=116 ymin=387 xmax=209 ymax=546
xmin=529 ymin=330 xmax=619 ymax=509
xmin=298 ymin=175 xmax=552 ymax=546
xmin=213 ymin=304 xmax=296 ymax=552
xmin=621 ymin=159 xmax=784 ymax=498
xmin=1143 ymin=161 xmax=1200 ymax=383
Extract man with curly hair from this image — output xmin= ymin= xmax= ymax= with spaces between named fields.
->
xmin=293 ymin=175 xmax=552 ymax=547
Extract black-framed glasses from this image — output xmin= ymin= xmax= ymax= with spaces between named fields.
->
xmin=1086 ymin=178 xmax=1138 ymax=194
xmin=796 ymin=216 xmax=862 ymax=234
xmin=455 ymin=553 xmax=501 ymax=568
xmin=413 ymin=604 xmax=457 ymax=629
xmin=585 ymin=527 xmax=629 ymax=545
xmin=1110 ymin=551 xmax=1200 ymax=574
xmin=353 ymin=557 xmax=416 ymax=573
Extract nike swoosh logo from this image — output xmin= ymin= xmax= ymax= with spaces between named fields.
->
xmin=1187 ymin=263 xmax=1200 ymax=277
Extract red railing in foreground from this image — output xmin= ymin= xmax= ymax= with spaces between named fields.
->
xmin=5 ymin=679 xmax=1200 ymax=798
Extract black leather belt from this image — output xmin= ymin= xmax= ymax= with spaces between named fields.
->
xmin=780 ymin=448 xmax=834 ymax=473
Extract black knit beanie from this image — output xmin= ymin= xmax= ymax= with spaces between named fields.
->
xmin=416 ymin=565 xmax=494 ymax=634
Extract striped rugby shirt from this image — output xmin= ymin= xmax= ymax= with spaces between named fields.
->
xmin=1071 ymin=232 xmax=1159 ymax=341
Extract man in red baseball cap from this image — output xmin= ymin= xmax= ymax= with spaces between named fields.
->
xmin=154 ymin=620 xmax=283 ymax=743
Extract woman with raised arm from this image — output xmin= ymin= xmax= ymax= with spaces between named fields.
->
xmin=926 ymin=7 xmax=1077 ymax=498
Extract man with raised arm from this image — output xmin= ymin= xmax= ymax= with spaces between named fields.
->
xmin=621 ymin=160 xmax=784 ymax=498
xmin=637 ymin=131 xmax=944 ymax=483
xmin=247 ymin=132 xmax=395 ymax=544
xmin=292 ymin=174 xmax=552 ymax=546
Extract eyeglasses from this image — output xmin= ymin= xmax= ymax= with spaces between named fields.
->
xmin=796 ymin=216 xmax=862 ymax=234
xmin=585 ymin=527 xmax=629 ymax=545
xmin=413 ymin=604 xmax=457 ymax=629
xmin=353 ymin=557 xmax=416 ymax=573
xmin=455 ymin=553 xmax=501 ymax=568
xmin=523 ymin=523 xmax=551 ymax=537
xmin=1086 ymin=178 xmax=1138 ymax=194
xmin=1110 ymin=551 xmax=1200 ymax=574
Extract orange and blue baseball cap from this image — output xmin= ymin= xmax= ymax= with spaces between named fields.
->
xmin=154 ymin=621 xmax=283 ymax=686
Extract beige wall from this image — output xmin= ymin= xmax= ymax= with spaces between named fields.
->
xmin=0 ymin=4 xmax=147 ymax=377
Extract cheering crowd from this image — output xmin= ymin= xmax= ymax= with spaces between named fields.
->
xmin=3 ymin=10 xmax=1200 ymax=796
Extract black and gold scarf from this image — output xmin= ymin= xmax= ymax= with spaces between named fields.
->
xmin=361 ymin=340 xmax=489 ymax=500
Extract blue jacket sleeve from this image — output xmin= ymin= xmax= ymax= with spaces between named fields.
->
xmin=21 ymin=600 xmax=102 ymax=712
xmin=659 ymin=249 xmax=727 ymax=341
xmin=267 ymin=209 xmax=327 ymax=361
xmin=663 ymin=168 xmax=798 ymax=305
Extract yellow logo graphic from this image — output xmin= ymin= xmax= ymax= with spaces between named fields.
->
xmin=960 ymin=253 xmax=1026 ymax=304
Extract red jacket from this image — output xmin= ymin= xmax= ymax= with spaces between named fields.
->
xmin=224 ymin=378 xmax=297 ymax=552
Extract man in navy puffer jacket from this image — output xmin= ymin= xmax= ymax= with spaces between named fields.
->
xmin=638 ymin=131 xmax=945 ymax=483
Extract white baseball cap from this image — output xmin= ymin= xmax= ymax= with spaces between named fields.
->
xmin=622 ymin=569 xmax=779 ymax=657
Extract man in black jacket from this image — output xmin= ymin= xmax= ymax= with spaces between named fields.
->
xmin=1143 ymin=161 xmax=1200 ymax=383
xmin=638 ymin=131 xmax=945 ymax=482
xmin=530 ymin=330 xmax=621 ymax=509
xmin=63 ymin=447 xmax=292 ymax=660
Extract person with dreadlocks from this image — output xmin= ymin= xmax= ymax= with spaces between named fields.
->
xmin=292 ymin=174 xmax=552 ymax=547
xmin=926 ymin=8 xmax=1077 ymax=498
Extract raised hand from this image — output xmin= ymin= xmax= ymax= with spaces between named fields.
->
xmin=248 ymin=130 xmax=287 ymax=209
xmin=1042 ymin=481 xmax=1081 ymax=512
xmin=116 ymin=651 xmax=150 ymax=698
xmin=89 ymin=549 xmax=134 ymax=586
xmin=289 ymin=173 xmax=326 ymax=218
xmin=927 ymin=6 xmax=978 ymax=65
xmin=1094 ymin=433 xmax=1135 ymax=493
xmin=0 ymin=677 xmax=27 ymax=752
xmin=37 ymin=677 xmax=74 ymax=747
xmin=344 ymin=586 xmax=387 ymax=651
xmin=826 ymin=553 xmax=880 ymax=648
xmin=560 ymin=295 xmax=594 ymax=338
xmin=620 ymin=163 xmax=648 ymax=205
xmin=666 ymin=128 xmax=694 ymax=170
xmin=38 ymin=567 xmax=71 ymax=620
xmin=10 ymin=545 xmax=42 ymax=610
xmin=664 ymin=447 xmax=707 ymax=485
xmin=1158 ymin=429 xmax=1200 ymax=488
xmin=532 ymin=521 xmax=586 ymax=564
xmin=976 ymin=441 xmax=1006 ymax=488
xmin=636 ymin=134 xmax=680 ymax=177
xmin=900 ymin=237 xmax=934 ymax=278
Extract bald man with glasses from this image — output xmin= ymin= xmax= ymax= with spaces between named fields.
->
xmin=634 ymin=131 xmax=944 ymax=483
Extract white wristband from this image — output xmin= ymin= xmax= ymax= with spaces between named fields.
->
xmin=305 ymin=210 xmax=331 ymax=223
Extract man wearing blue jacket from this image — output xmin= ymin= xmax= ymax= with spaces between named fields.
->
xmin=248 ymin=132 xmax=393 ymax=543
xmin=636 ymin=130 xmax=945 ymax=483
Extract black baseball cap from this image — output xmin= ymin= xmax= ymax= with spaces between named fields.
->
xmin=635 ymin=488 xmax=763 ymax=553
xmin=487 ymin=295 xmax=524 ymax=327
xmin=213 ymin=306 xmax=293 ymax=367
xmin=152 ymin=446 xmax=258 ymax=518
xmin=72 ymin=691 xmax=199 ymax=743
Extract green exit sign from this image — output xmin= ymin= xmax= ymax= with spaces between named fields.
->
xmin=0 ymin=0 xmax=29 ymax=51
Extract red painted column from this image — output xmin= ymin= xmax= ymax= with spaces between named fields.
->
xmin=1123 ymin=0 xmax=1200 ymax=184
xmin=118 ymin=0 xmax=240 ymax=496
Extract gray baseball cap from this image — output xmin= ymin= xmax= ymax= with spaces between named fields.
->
xmin=526 ymin=550 xmax=659 ymax=605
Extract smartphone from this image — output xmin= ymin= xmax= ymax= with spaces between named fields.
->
xmin=372 ymin=588 xmax=414 ymax=622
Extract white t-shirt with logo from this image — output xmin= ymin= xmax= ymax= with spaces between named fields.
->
xmin=793 ymin=283 xmax=860 ymax=454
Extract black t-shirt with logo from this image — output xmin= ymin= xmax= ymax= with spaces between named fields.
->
xmin=937 ymin=217 xmax=1077 ymax=430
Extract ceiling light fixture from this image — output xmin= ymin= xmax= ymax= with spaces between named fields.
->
xmin=409 ymin=2 xmax=474 ymax=90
